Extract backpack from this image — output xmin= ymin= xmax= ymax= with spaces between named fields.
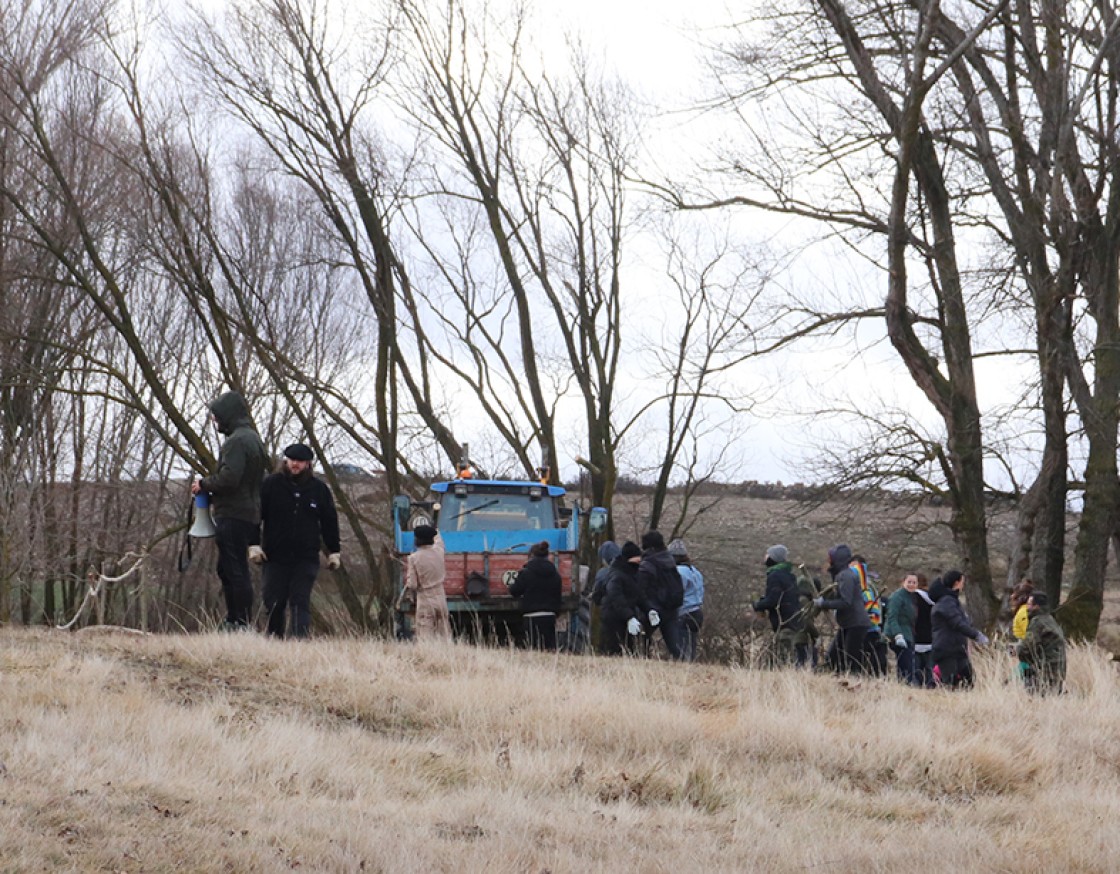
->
xmin=663 ymin=566 xmax=685 ymax=611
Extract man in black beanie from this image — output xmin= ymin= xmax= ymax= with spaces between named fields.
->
xmin=254 ymin=443 xmax=341 ymax=638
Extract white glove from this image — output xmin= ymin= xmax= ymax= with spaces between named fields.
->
xmin=894 ymin=634 xmax=907 ymax=649
xmin=248 ymin=545 xmax=266 ymax=565
xmin=975 ymin=632 xmax=990 ymax=646
xmin=648 ymin=610 xmax=660 ymax=628
xmin=627 ymin=617 xmax=642 ymax=636
xmin=813 ymin=597 xmax=825 ymax=608
xmin=327 ymin=553 xmax=341 ymax=571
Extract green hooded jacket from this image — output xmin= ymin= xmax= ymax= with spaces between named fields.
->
xmin=200 ymin=392 xmax=270 ymax=524
xmin=1017 ymin=610 xmax=1067 ymax=688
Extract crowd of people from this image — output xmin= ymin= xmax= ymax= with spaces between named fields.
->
xmin=579 ymin=534 xmax=1067 ymax=693
xmin=190 ymin=391 xmax=1067 ymax=692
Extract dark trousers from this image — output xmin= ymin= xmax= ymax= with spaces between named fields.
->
xmin=679 ymin=608 xmax=704 ymax=662
xmin=654 ymin=608 xmax=684 ymax=660
xmin=263 ymin=559 xmax=320 ymax=638
xmin=891 ymin=643 xmax=916 ymax=684
xmin=913 ymin=650 xmax=935 ymax=687
xmin=933 ymin=654 xmax=974 ymax=688
xmin=524 ymin=614 xmax=557 ymax=651
xmin=599 ymin=612 xmax=637 ymax=656
xmin=215 ymin=517 xmax=256 ymax=626
xmin=827 ymin=626 xmax=868 ymax=674
xmin=864 ymin=632 xmax=889 ymax=676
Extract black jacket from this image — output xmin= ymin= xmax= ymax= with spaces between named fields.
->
xmin=913 ymin=589 xmax=934 ymax=646
xmin=931 ymin=589 xmax=982 ymax=659
xmin=594 ymin=557 xmax=645 ymax=622
xmin=201 ymin=392 xmax=270 ymax=524
xmin=259 ymin=469 xmax=340 ymax=563
xmin=508 ymin=556 xmax=563 ymax=614
xmin=637 ymin=548 xmax=684 ymax=613
xmin=753 ymin=563 xmax=804 ymax=632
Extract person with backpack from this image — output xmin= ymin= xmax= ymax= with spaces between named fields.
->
xmin=669 ymin=539 xmax=705 ymax=662
xmin=814 ymin=544 xmax=872 ymax=674
xmin=637 ymin=530 xmax=685 ymax=660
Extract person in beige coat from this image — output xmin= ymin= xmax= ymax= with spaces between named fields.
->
xmin=404 ymin=525 xmax=451 ymax=640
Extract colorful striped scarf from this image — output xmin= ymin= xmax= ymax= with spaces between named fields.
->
xmin=854 ymin=562 xmax=882 ymax=628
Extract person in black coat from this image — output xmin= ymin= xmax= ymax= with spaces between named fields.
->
xmin=591 ymin=541 xmax=645 ymax=655
xmin=637 ymin=530 xmax=685 ymax=659
xmin=753 ymin=545 xmax=805 ymax=666
xmin=930 ymin=569 xmax=989 ymax=687
xmin=254 ymin=443 xmax=341 ymax=638
xmin=508 ymin=541 xmax=564 ymax=650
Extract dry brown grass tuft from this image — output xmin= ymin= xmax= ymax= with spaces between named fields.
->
xmin=1 ymin=629 xmax=1118 ymax=872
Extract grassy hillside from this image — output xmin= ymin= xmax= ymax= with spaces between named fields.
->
xmin=2 ymin=628 xmax=1119 ymax=872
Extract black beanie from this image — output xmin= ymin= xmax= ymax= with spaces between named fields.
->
xmin=620 ymin=541 xmax=642 ymax=560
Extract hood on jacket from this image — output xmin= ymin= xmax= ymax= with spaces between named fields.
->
xmin=599 ymin=541 xmax=622 ymax=566
xmin=828 ymin=543 xmax=853 ymax=577
xmin=210 ymin=391 xmax=253 ymax=435
xmin=928 ymin=577 xmax=948 ymax=602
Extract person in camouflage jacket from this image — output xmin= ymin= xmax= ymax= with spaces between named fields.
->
xmin=1017 ymin=591 xmax=1067 ymax=695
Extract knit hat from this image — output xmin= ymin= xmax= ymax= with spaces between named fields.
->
xmin=598 ymin=541 xmax=622 ymax=565
xmin=668 ymin=538 xmax=688 ymax=557
xmin=828 ymin=544 xmax=852 ymax=568
xmin=766 ymin=544 xmax=789 ymax=563
xmin=413 ymin=525 xmax=437 ymax=546
xmin=620 ymin=541 xmax=642 ymax=561
xmin=283 ymin=443 xmax=314 ymax=462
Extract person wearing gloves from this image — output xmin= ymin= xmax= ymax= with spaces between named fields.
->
xmin=254 ymin=443 xmax=341 ymax=639
xmin=191 ymin=391 xmax=270 ymax=631
xmin=669 ymin=539 xmax=705 ymax=662
xmin=815 ymin=544 xmax=872 ymax=673
xmin=507 ymin=541 xmax=564 ymax=650
xmin=883 ymin=573 xmax=919 ymax=684
xmin=753 ymin=545 xmax=804 ymax=666
xmin=592 ymin=541 xmax=645 ymax=655
xmin=931 ymin=569 xmax=989 ymax=687
xmin=404 ymin=525 xmax=451 ymax=641
xmin=637 ymin=531 xmax=685 ymax=659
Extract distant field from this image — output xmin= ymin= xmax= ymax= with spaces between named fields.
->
xmin=1 ymin=628 xmax=1118 ymax=872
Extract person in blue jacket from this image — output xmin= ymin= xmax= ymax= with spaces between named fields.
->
xmin=669 ymin=539 xmax=705 ymax=662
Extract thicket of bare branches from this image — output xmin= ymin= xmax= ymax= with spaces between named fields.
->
xmin=0 ymin=0 xmax=759 ymax=631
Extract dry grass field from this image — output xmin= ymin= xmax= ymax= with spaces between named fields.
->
xmin=2 ymin=627 xmax=1119 ymax=873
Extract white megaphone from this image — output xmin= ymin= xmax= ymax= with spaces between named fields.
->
xmin=189 ymin=492 xmax=218 ymax=538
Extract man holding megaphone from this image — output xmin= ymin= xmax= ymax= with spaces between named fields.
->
xmin=192 ymin=391 xmax=270 ymax=632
